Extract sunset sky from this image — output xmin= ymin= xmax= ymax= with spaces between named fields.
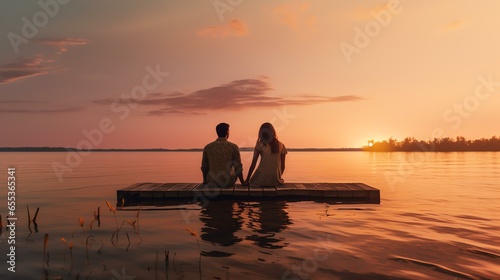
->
xmin=1 ymin=0 xmax=500 ymax=149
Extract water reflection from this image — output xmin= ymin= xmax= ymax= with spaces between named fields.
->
xmin=246 ymin=201 xmax=292 ymax=249
xmin=200 ymin=200 xmax=244 ymax=246
xmin=199 ymin=200 xmax=292 ymax=252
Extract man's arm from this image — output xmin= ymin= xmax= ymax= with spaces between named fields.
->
xmin=233 ymin=146 xmax=246 ymax=185
xmin=201 ymin=149 xmax=209 ymax=184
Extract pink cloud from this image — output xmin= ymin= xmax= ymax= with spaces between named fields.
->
xmin=197 ymin=19 xmax=248 ymax=38
xmin=93 ymin=77 xmax=365 ymax=115
xmin=0 ymin=55 xmax=52 ymax=84
xmin=0 ymin=99 xmax=84 ymax=115
xmin=0 ymin=106 xmax=84 ymax=114
xmin=37 ymin=38 xmax=88 ymax=55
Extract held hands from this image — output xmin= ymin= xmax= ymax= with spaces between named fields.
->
xmin=241 ymin=179 xmax=249 ymax=186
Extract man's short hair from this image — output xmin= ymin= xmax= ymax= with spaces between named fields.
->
xmin=216 ymin=123 xmax=229 ymax=137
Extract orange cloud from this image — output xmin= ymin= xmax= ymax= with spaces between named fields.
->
xmin=37 ymin=38 xmax=88 ymax=55
xmin=273 ymin=2 xmax=316 ymax=30
xmin=197 ymin=19 xmax=248 ymax=38
xmin=445 ymin=20 xmax=466 ymax=30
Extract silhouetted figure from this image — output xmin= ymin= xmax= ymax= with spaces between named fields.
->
xmin=246 ymin=201 xmax=292 ymax=249
xmin=201 ymin=123 xmax=246 ymax=187
xmin=199 ymin=201 xmax=244 ymax=247
xmin=245 ymin=123 xmax=287 ymax=187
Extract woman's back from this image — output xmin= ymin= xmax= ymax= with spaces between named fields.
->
xmin=249 ymin=141 xmax=287 ymax=186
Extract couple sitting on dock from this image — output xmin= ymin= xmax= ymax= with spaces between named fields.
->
xmin=201 ymin=122 xmax=287 ymax=188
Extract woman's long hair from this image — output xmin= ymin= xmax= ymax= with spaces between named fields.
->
xmin=258 ymin=122 xmax=280 ymax=153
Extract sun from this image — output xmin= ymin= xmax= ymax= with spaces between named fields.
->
xmin=368 ymin=142 xmax=373 ymax=147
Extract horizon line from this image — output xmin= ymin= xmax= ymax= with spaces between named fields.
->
xmin=0 ymin=146 xmax=362 ymax=152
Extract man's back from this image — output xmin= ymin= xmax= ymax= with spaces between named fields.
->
xmin=201 ymin=138 xmax=242 ymax=187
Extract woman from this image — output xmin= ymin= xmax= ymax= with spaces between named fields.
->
xmin=245 ymin=123 xmax=287 ymax=187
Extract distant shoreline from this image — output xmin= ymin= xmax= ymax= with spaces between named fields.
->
xmin=1 ymin=147 xmax=499 ymax=152
xmin=0 ymin=147 xmax=363 ymax=152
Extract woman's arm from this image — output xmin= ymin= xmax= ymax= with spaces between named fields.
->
xmin=280 ymin=152 xmax=286 ymax=174
xmin=246 ymin=149 xmax=260 ymax=182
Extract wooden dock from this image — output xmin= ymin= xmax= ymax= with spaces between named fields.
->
xmin=117 ymin=183 xmax=380 ymax=206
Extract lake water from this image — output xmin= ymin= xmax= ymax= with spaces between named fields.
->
xmin=0 ymin=151 xmax=499 ymax=279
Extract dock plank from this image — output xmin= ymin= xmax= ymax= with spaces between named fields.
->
xmin=151 ymin=183 xmax=177 ymax=198
xmin=355 ymin=183 xmax=378 ymax=191
xmin=138 ymin=183 xmax=164 ymax=199
xmin=121 ymin=182 xmax=147 ymax=191
xmin=117 ymin=182 xmax=380 ymax=206
xmin=233 ymin=185 xmax=249 ymax=197
xmin=304 ymin=183 xmax=323 ymax=197
xmin=219 ymin=185 xmax=235 ymax=197
xmin=165 ymin=183 xmax=198 ymax=198
xmin=275 ymin=183 xmax=306 ymax=196
xmin=329 ymin=183 xmax=353 ymax=198
xmin=262 ymin=186 xmax=277 ymax=197
xmin=274 ymin=184 xmax=296 ymax=196
xmin=178 ymin=183 xmax=199 ymax=198
xmin=192 ymin=183 xmax=219 ymax=194
xmin=249 ymin=186 xmax=263 ymax=197
xmin=314 ymin=183 xmax=338 ymax=198
xmin=342 ymin=183 xmax=369 ymax=198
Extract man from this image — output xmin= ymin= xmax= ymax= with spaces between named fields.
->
xmin=201 ymin=123 xmax=246 ymax=187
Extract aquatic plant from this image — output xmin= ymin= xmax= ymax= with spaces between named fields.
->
xmin=186 ymin=228 xmax=202 ymax=280
xmin=105 ymin=201 xmax=118 ymax=227
xmin=85 ymin=235 xmax=95 ymax=266
xmin=94 ymin=206 xmax=101 ymax=227
xmin=106 ymin=201 xmax=120 ymax=245
xmin=33 ymin=207 xmax=40 ymax=232
xmin=43 ymin=233 xmax=49 ymax=266
xmin=79 ymin=217 xmax=85 ymax=234
xmin=27 ymin=205 xmax=32 ymax=234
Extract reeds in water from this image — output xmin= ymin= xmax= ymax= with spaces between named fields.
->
xmin=186 ymin=229 xmax=202 ymax=280
xmin=27 ymin=205 xmax=41 ymax=233
xmin=27 ymin=205 xmax=32 ymax=234
xmin=43 ymin=233 xmax=49 ymax=267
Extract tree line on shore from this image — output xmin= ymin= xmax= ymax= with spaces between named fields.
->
xmin=363 ymin=136 xmax=500 ymax=152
